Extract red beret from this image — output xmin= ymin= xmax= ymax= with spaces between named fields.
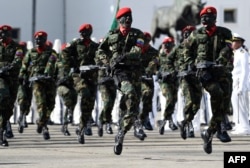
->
xmin=182 ymin=25 xmax=196 ymax=32
xmin=79 ymin=24 xmax=92 ymax=33
xmin=162 ymin=37 xmax=174 ymax=44
xmin=144 ymin=32 xmax=152 ymax=40
xmin=116 ymin=7 xmax=132 ymax=19
xmin=19 ymin=41 xmax=27 ymax=47
xmin=200 ymin=6 xmax=217 ymax=16
xmin=0 ymin=25 xmax=12 ymax=31
xmin=34 ymin=31 xmax=48 ymax=38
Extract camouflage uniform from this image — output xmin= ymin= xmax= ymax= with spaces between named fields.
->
xmin=186 ymin=20 xmax=232 ymax=153
xmin=173 ymin=39 xmax=202 ymax=139
xmin=95 ymin=49 xmax=116 ymax=136
xmin=62 ymin=36 xmax=99 ymax=143
xmin=19 ymin=32 xmax=57 ymax=140
xmin=98 ymin=28 xmax=144 ymax=134
xmin=55 ymin=53 xmax=77 ymax=136
xmin=157 ymin=38 xmax=178 ymax=135
xmin=0 ymin=28 xmax=22 ymax=146
xmin=16 ymin=42 xmax=31 ymax=133
xmin=139 ymin=40 xmax=159 ymax=130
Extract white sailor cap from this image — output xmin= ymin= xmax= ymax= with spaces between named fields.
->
xmin=232 ymin=33 xmax=245 ymax=42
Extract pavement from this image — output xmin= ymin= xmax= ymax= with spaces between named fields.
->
xmin=0 ymin=123 xmax=250 ymax=168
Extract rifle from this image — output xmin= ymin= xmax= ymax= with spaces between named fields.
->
xmin=0 ymin=64 xmax=14 ymax=77
xmin=29 ymin=75 xmax=53 ymax=87
xmin=196 ymin=61 xmax=216 ymax=69
xmin=79 ymin=65 xmax=100 ymax=71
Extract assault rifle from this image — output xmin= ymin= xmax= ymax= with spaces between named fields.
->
xmin=29 ymin=75 xmax=53 ymax=87
xmin=196 ymin=61 xmax=223 ymax=69
xmin=79 ymin=65 xmax=100 ymax=71
xmin=0 ymin=64 xmax=14 ymax=77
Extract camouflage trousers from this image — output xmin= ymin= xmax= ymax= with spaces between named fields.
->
xmin=74 ymin=77 xmax=97 ymax=129
xmin=32 ymin=82 xmax=56 ymax=126
xmin=179 ymin=75 xmax=202 ymax=122
xmin=118 ymin=80 xmax=141 ymax=132
xmin=57 ymin=85 xmax=77 ymax=124
xmin=0 ymin=78 xmax=19 ymax=129
xmin=17 ymin=84 xmax=33 ymax=116
xmin=160 ymin=80 xmax=178 ymax=120
xmin=198 ymin=69 xmax=232 ymax=131
xmin=98 ymin=80 xmax=117 ymax=124
xmin=138 ymin=79 xmax=154 ymax=123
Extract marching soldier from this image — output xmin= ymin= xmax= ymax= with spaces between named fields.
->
xmin=138 ymin=32 xmax=159 ymax=130
xmin=95 ymin=43 xmax=116 ymax=137
xmin=17 ymin=41 xmax=32 ymax=133
xmin=185 ymin=6 xmax=232 ymax=154
xmin=0 ymin=25 xmax=23 ymax=146
xmin=19 ymin=31 xmax=57 ymax=140
xmin=61 ymin=23 xmax=99 ymax=144
xmin=157 ymin=37 xmax=178 ymax=135
xmin=98 ymin=7 xmax=146 ymax=155
xmin=173 ymin=25 xmax=202 ymax=139
xmin=55 ymin=43 xmax=77 ymax=136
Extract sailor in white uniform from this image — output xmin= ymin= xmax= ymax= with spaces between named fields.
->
xmin=231 ymin=33 xmax=250 ymax=135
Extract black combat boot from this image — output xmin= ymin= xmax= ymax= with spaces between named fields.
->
xmin=134 ymin=120 xmax=147 ymax=140
xmin=84 ymin=120 xmax=93 ymax=136
xmin=17 ymin=115 xmax=24 ymax=133
xmin=77 ymin=128 xmax=85 ymax=144
xmin=201 ymin=129 xmax=214 ymax=154
xmin=114 ymin=130 xmax=126 ymax=155
xmin=158 ymin=120 xmax=166 ymax=135
xmin=0 ymin=129 xmax=8 ymax=147
xmin=66 ymin=108 xmax=73 ymax=124
xmin=106 ymin=123 xmax=113 ymax=134
xmin=187 ymin=121 xmax=195 ymax=138
xmin=5 ymin=120 xmax=14 ymax=138
xmin=178 ymin=120 xmax=187 ymax=140
xmin=169 ymin=117 xmax=178 ymax=131
xmin=216 ymin=122 xmax=231 ymax=143
xmin=43 ymin=126 xmax=50 ymax=140
xmin=143 ymin=118 xmax=153 ymax=131
xmin=24 ymin=115 xmax=28 ymax=128
xmin=36 ymin=120 xmax=43 ymax=134
xmin=61 ymin=124 xmax=70 ymax=136
xmin=98 ymin=122 xmax=103 ymax=137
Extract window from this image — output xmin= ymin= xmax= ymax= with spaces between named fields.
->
xmin=224 ymin=9 xmax=236 ymax=23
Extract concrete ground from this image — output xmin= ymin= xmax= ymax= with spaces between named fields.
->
xmin=0 ymin=123 xmax=250 ymax=168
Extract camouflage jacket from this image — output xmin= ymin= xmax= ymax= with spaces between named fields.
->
xmin=0 ymin=40 xmax=23 ymax=78
xmin=140 ymin=45 xmax=159 ymax=76
xmin=62 ymin=38 xmax=99 ymax=79
xmin=19 ymin=46 xmax=57 ymax=78
xmin=186 ymin=26 xmax=232 ymax=66
xmin=97 ymin=28 xmax=144 ymax=77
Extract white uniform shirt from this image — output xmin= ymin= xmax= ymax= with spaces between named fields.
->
xmin=232 ymin=47 xmax=249 ymax=93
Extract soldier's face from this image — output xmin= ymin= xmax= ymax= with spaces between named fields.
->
xmin=35 ymin=36 xmax=47 ymax=47
xmin=0 ymin=31 xmax=11 ymax=42
xmin=201 ymin=14 xmax=216 ymax=28
xmin=80 ymin=29 xmax=92 ymax=39
xmin=119 ymin=14 xmax=133 ymax=28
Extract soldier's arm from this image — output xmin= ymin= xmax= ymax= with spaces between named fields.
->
xmin=44 ymin=50 xmax=57 ymax=76
xmin=19 ymin=50 xmax=31 ymax=78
